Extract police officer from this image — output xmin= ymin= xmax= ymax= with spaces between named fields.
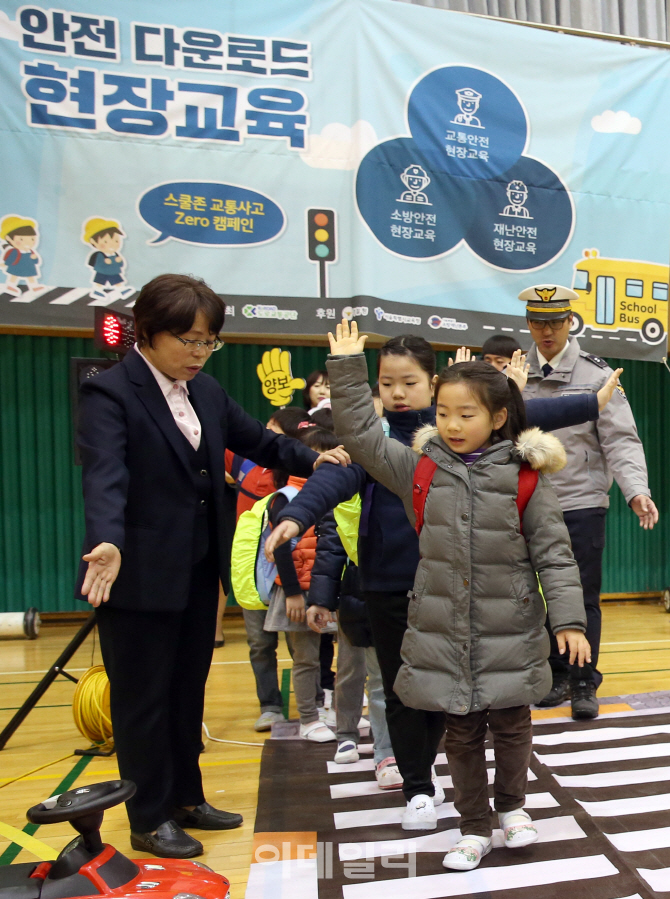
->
xmin=520 ymin=285 xmax=658 ymax=719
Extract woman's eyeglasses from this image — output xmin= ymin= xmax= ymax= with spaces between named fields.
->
xmin=171 ymin=333 xmax=224 ymax=352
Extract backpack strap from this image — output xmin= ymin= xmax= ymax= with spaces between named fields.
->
xmin=516 ymin=463 xmax=539 ymax=536
xmin=412 ymin=456 xmax=438 ymax=536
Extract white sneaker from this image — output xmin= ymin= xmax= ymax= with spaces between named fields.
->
xmin=499 ymin=809 xmax=538 ymax=848
xmin=375 ymin=757 xmax=403 ymax=790
xmin=431 ymin=766 xmax=445 ymax=806
xmin=318 ymin=706 xmax=337 ymax=727
xmin=334 ymin=740 xmax=359 ymax=763
xmin=254 ymin=711 xmax=285 ymax=732
xmin=402 ymin=794 xmax=437 ymax=831
xmin=357 ymin=716 xmax=370 ymax=730
xmin=300 ymin=720 xmax=337 ymax=742
xmin=443 ymin=835 xmax=492 ymax=871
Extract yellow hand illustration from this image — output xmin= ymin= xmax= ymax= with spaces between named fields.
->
xmin=257 ymin=348 xmax=306 ymax=407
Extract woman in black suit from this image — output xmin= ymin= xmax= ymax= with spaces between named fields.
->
xmin=77 ymin=274 xmax=347 ymax=858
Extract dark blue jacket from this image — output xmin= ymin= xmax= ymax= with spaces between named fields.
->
xmin=278 ymin=393 xmax=599 ymax=595
xmin=75 ymin=349 xmax=318 ymax=611
xmin=308 ymin=515 xmax=373 ymax=647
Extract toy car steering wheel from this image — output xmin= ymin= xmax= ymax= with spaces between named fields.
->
xmin=27 ymin=780 xmax=136 ymax=825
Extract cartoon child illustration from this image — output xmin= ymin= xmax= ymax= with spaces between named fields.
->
xmin=1 ymin=215 xmax=47 ymax=297
xmin=82 ymin=217 xmax=135 ymax=302
xmin=397 ymin=164 xmax=432 ymax=205
xmin=451 ymin=87 xmax=484 ymax=128
xmin=501 ymin=180 xmax=533 ymax=218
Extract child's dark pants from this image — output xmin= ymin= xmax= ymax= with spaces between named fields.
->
xmin=444 ymin=705 xmax=532 ymax=837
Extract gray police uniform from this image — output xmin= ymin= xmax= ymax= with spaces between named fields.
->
xmin=524 ymin=336 xmax=650 ymax=686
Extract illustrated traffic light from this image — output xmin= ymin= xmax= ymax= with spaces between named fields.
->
xmin=93 ymin=307 xmax=135 ymax=355
xmin=307 ymin=208 xmax=336 ymax=298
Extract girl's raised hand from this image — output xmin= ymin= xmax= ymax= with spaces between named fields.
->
xmin=505 ymin=349 xmax=530 ymax=392
xmin=328 ymin=319 xmax=368 ymax=356
xmin=448 ymin=347 xmax=472 ymax=367
xmin=556 ymin=629 xmax=591 ymax=667
xmin=597 ymin=368 xmax=624 ymax=411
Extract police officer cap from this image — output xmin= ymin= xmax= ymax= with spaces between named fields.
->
xmin=518 ymin=284 xmax=578 ymax=321
xmin=456 ymin=88 xmax=482 ymax=101
xmin=405 ymin=165 xmax=427 ymax=178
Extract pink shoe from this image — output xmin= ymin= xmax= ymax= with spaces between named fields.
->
xmin=376 ymin=757 xmax=403 ymax=790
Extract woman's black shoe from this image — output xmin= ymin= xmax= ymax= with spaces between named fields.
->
xmin=130 ymin=820 xmax=203 ymax=858
xmin=173 ymin=801 xmax=243 ymax=830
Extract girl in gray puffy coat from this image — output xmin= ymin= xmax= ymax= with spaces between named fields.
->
xmin=327 ymin=321 xmax=590 ymax=873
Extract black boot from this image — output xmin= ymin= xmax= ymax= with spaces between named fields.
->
xmin=536 ymin=675 xmax=570 ymax=708
xmin=571 ymin=679 xmax=599 ymax=719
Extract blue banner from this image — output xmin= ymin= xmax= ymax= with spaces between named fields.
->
xmin=1 ymin=0 xmax=669 ymax=359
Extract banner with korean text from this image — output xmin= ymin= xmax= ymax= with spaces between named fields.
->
xmin=1 ymin=0 xmax=670 ymax=360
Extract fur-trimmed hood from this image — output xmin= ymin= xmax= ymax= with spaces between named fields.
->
xmin=411 ymin=424 xmax=566 ymax=475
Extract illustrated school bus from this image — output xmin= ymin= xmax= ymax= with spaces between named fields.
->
xmin=571 ymin=249 xmax=669 ymax=345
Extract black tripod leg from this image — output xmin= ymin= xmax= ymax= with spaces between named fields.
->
xmin=0 ymin=612 xmax=97 ymax=750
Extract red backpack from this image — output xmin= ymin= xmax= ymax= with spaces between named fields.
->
xmin=412 ymin=457 xmax=538 ymax=537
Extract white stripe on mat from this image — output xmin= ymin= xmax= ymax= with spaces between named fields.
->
xmin=534 ymin=724 xmax=670 ymax=746
xmin=555 ymin=765 xmax=670 ymax=789
xmin=576 ymin=791 xmax=670 ymax=818
xmin=327 ymin=750 xmax=493 ymax=775
xmin=605 ymin=824 xmax=670 ymax=853
xmin=535 ymin=741 xmax=670 ymax=767
xmin=338 ymin=815 xmax=586 ymax=860
xmin=638 ymin=867 xmax=670 ymax=893
xmin=341 ymin=854 xmax=617 ymax=899
xmin=330 ymin=768 xmax=537 ymax=799
xmin=245 ymin=858 xmax=318 ymax=899
xmin=333 ymin=792 xmax=559 ymax=831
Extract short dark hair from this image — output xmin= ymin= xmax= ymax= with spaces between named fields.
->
xmin=133 ymin=274 xmax=225 ymax=347
xmin=481 ymin=335 xmax=521 ymax=359
xmin=90 ymin=227 xmax=123 ymax=243
xmin=378 ymin=335 xmax=436 ymax=379
xmin=434 ymin=361 xmax=527 ymax=444
xmin=310 ymin=407 xmax=334 ymax=432
xmin=302 ymin=369 xmax=329 ymax=409
xmin=271 ymin=424 xmax=337 ymax=488
xmin=298 ymin=426 xmax=339 ymax=453
xmin=268 ymin=407 xmax=310 ymax=439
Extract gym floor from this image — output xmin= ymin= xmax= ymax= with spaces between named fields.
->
xmin=1 ymin=600 xmax=670 ymax=889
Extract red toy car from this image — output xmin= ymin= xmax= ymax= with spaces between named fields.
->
xmin=0 ymin=781 xmax=231 ymax=899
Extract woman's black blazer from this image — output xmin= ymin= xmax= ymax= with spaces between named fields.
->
xmin=75 ymin=349 xmax=317 ymax=611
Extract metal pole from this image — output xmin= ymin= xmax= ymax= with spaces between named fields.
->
xmin=0 ymin=612 xmax=97 ymax=750
xmin=319 ymin=260 xmax=327 ymax=299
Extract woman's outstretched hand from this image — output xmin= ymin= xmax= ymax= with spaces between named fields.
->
xmin=328 ymin=319 xmax=368 ymax=356
xmin=265 ymin=520 xmax=300 ymax=561
xmin=314 ymin=447 xmax=351 ymax=469
xmin=81 ymin=542 xmax=121 ymax=607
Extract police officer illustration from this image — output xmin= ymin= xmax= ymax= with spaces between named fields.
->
xmin=452 ymin=88 xmax=483 ymax=128
xmin=521 ymin=285 xmax=658 ymax=719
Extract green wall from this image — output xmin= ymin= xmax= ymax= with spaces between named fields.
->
xmin=0 ymin=334 xmax=667 ymax=612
